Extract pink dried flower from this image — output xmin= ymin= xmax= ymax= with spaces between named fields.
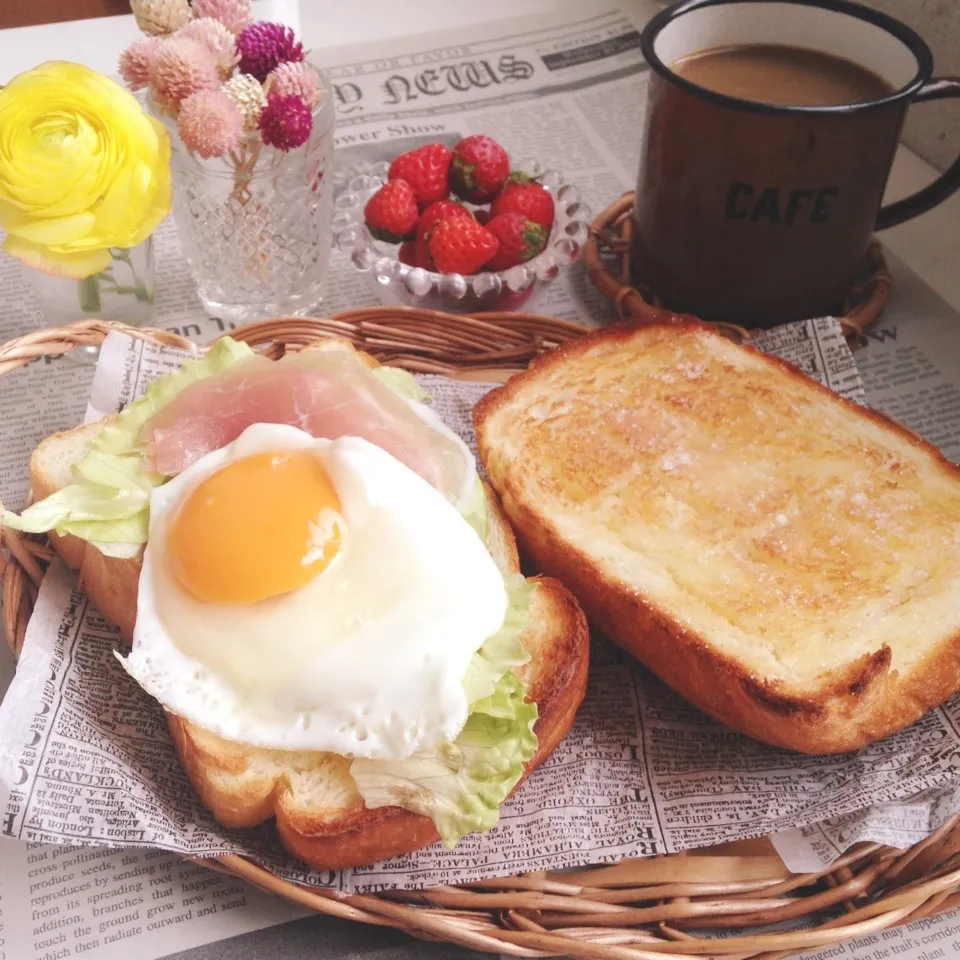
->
xmin=150 ymin=37 xmax=220 ymax=109
xmin=237 ymin=22 xmax=304 ymax=83
xmin=266 ymin=60 xmax=322 ymax=109
xmin=118 ymin=36 xmax=162 ymax=91
xmin=259 ymin=93 xmax=312 ymax=150
xmin=177 ymin=89 xmax=245 ymax=158
xmin=175 ymin=18 xmax=238 ymax=78
xmin=191 ymin=0 xmax=252 ymax=34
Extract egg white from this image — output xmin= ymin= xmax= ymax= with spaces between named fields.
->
xmin=118 ymin=423 xmax=508 ymax=759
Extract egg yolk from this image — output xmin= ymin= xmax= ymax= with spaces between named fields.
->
xmin=167 ymin=451 xmax=343 ymax=604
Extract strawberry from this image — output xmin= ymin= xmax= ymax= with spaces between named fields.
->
xmin=450 ymin=135 xmax=509 ymax=203
xmin=388 ymin=142 xmax=452 ymax=209
xmin=428 ymin=216 xmax=499 ymax=275
xmin=414 ymin=199 xmax=473 ymax=269
xmin=397 ymin=240 xmax=417 ymax=266
xmin=473 ymin=207 xmax=491 ymax=226
xmin=419 ymin=199 xmax=472 ymax=234
xmin=364 ymin=180 xmax=419 ymax=243
xmin=485 ymin=213 xmax=546 ymax=271
xmin=490 ymin=173 xmax=555 ymax=231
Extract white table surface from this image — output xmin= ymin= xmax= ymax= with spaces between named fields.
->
xmin=1 ymin=4 xmax=959 ymax=959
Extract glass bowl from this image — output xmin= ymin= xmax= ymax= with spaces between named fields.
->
xmin=332 ymin=160 xmax=591 ymax=312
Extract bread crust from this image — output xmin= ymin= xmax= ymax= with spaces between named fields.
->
xmin=474 ymin=321 xmax=960 ymax=755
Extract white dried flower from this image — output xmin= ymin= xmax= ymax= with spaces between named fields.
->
xmin=130 ymin=0 xmax=190 ymax=36
xmin=222 ymin=73 xmax=267 ymax=130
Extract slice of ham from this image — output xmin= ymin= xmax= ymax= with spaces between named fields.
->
xmin=140 ymin=349 xmax=475 ymax=507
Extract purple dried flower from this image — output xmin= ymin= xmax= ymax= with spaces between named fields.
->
xmin=237 ymin=21 xmax=304 ymax=83
xmin=259 ymin=93 xmax=312 ymax=150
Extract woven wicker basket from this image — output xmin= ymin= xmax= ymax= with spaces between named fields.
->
xmin=3 ymin=309 xmax=960 ymax=960
xmin=584 ymin=192 xmax=894 ymax=343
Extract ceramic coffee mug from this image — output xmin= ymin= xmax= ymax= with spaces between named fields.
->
xmin=632 ymin=0 xmax=960 ymax=326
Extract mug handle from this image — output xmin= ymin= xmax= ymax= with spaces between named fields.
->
xmin=875 ymin=78 xmax=960 ymax=231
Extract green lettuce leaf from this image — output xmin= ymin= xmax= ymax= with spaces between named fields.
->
xmin=351 ymin=579 xmax=536 ymax=847
xmin=351 ymin=670 xmax=538 ymax=848
xmin=371 ymin=365 xmax=431 ymax=402
xmin=461 ymin=576 xmax=532 ymax=705
xmin=1 ymin=337 xmax=254 ymax=555
xmin=460 ymin=475 xmax=489 ymax=544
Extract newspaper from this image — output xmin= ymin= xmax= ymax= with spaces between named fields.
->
xmin=0 ymin=2 xmax=958 ymax=957
xmin=3 ymin=317 xmax=960 ymax=900
xmin=795 ymin=915 xmax=960 ymax=960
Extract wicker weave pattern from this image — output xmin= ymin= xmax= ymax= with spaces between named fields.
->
xmin=2 ymin=312 xmax=959 ymax=960
xmin=584 ymin=193 xmax=894 ymax=344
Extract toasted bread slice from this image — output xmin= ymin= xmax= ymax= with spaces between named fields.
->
xmin=474 ymin=322 xmax=960 ymax=755
xmin=29 ymin=339 xmax=589 ymax=868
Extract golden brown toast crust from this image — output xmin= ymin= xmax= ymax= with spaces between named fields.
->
xmin=31 ymin=337 xmax=589 ymax=868
xmin=474 ymin=321 xmax=960 ymax=755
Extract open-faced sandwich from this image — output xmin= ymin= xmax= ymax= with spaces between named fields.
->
xmin=3 ymin=335 xmax=589 ymax=869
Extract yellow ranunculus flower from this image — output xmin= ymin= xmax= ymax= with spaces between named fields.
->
xmin=0 ymin=61 xmax=172 ymax=279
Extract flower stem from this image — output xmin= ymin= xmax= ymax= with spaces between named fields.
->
xmin=77 ymin=274 xmax=102 ymax=314
xmin=107 ymin=248 xmax=154 ymax=303
xmin=102 ymin=281 xmax=154 ymax=302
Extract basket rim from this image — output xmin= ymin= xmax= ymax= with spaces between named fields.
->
xmin=0 ymin=308 xmax=591 ymax=379
xmin=2 ymin=308 xmax=958 ymax=960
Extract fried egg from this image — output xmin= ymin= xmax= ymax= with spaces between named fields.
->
xmin=120 ymin=423 xmax=508 ymax=759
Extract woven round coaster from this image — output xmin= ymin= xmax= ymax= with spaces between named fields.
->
xmin=584 ymin=192 xmax=894 ymax=343
xmin=3 ymin=311 xmax=959 ymax=960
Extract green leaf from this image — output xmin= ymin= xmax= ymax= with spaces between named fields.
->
xmin=351 ymin=670 xmax=538 ymax=848
xmin=521 ymin=222 xmax=546 ymax=260
xmin=371 ymin=366 xmax=431 ymax=403
xmin=461 ymin=575 xmax=533 ymax=705
xmin=1 ymin=337 xmax=254 ymax=557
xmin=3 ymin=483 xmax=147 ymax=528
xmin=504 ymin=170 xmax=535 ymax=186
xmin=460 ymin=475 xmax=489 ymax=544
